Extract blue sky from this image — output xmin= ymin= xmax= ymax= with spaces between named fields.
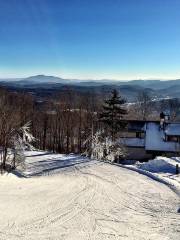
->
xmin=0 ymin=0 xmax=180 ymax=80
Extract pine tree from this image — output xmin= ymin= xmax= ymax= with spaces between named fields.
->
xmin=99 ymin=90 xmax=127 ymax=141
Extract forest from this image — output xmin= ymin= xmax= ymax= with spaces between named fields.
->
xmin=0 ymin=86 xmax=180 ymax=171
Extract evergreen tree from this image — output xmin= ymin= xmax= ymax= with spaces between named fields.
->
xmin=99 ymin=90 xmax=127 ymax=141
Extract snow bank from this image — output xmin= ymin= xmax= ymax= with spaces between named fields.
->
xmin=0 ymin=172 xmax=17 ymax=179
xmin=137 ymin=157 xmax=177 ymax=174
xmin=135 ymin=157 xmax=180 ymax=196
xmin=112 ymin=157 xmax=180 ymax=196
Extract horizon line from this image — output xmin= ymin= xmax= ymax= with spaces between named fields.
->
xmin=0 ymin=74 xmax=180 ymax=82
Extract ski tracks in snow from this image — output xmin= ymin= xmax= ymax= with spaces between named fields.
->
xmin=0 ymin=159 xmax=179 ymax=239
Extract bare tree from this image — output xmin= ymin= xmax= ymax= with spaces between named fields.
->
xmin=162 ymin=98 xmax=180 ymax=121
xmin=136 ymin=91 xmax=153 ymax=120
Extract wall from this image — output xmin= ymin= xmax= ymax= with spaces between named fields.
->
xmin=126 ymin=147 xmax=153 ymax=161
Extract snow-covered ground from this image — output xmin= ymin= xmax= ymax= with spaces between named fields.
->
xmin=22 ymin=151 xmax=94 ymax=177
xmin=130 ymin=157 xmax=180 ymax=195
xmin=0 ymin=151 xmax=180 ymax=240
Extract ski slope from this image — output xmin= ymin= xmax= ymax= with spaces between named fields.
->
xmin=0 ymin=151 xmax=179 ymax=240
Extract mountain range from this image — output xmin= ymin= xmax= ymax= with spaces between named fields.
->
xmin=0 ymin=75 xmax=180 ymax=101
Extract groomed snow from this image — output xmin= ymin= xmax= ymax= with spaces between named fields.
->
xmin=22 ymin=151 xmax=93 ymax=177
xmin=0 ymin=151 xmax=180 ymax=240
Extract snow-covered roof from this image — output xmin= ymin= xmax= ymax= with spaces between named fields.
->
xmin=121 ymin=121 xmax=180 ymax=152
xmin=145 ymin=122 xmax=180 ymax=152
xmin=165 ymin=123 xmax=180 ymax=136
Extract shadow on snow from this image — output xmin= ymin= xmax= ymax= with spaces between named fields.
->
xmin=24 ymin=154 xmax=92 ymax=177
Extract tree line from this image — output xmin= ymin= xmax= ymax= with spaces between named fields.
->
xmin=0 ymin=87 xmax=103 ymax=170
xmin=0 ymin=86 xmax=180 ymax=170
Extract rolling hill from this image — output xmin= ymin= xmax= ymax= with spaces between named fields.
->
xmin=0 ymin=75 xmax=180 ymax=101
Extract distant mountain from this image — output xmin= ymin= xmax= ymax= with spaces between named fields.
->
xmin=15 ymin=75 xmax=71 ymax=85
xmin=126 ymin=79 xmax=180 ymax=90
xmin=0 ymin=75 xmax=180 ymax=101
xmin=1 ymin=75 xmax=180 ymax=87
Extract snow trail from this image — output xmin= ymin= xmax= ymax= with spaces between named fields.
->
xmin=0 ymin=151 xmax=179 ymax=239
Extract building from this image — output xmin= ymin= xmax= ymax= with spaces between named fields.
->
xmin=119 ymin=117 xmax=180 ymax=160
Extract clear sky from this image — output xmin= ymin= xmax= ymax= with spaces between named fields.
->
xmin=0 ymin=0 xmax=180 ymax=80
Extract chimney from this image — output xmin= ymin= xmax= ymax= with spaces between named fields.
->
xmin=159 ymin=112 xmax=165 ymax=130
xmin=160 ymin=111 xmax=170 ymax=131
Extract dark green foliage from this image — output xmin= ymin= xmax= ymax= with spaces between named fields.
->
xmin=99 ymin=90 xmax=127 ymax=140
